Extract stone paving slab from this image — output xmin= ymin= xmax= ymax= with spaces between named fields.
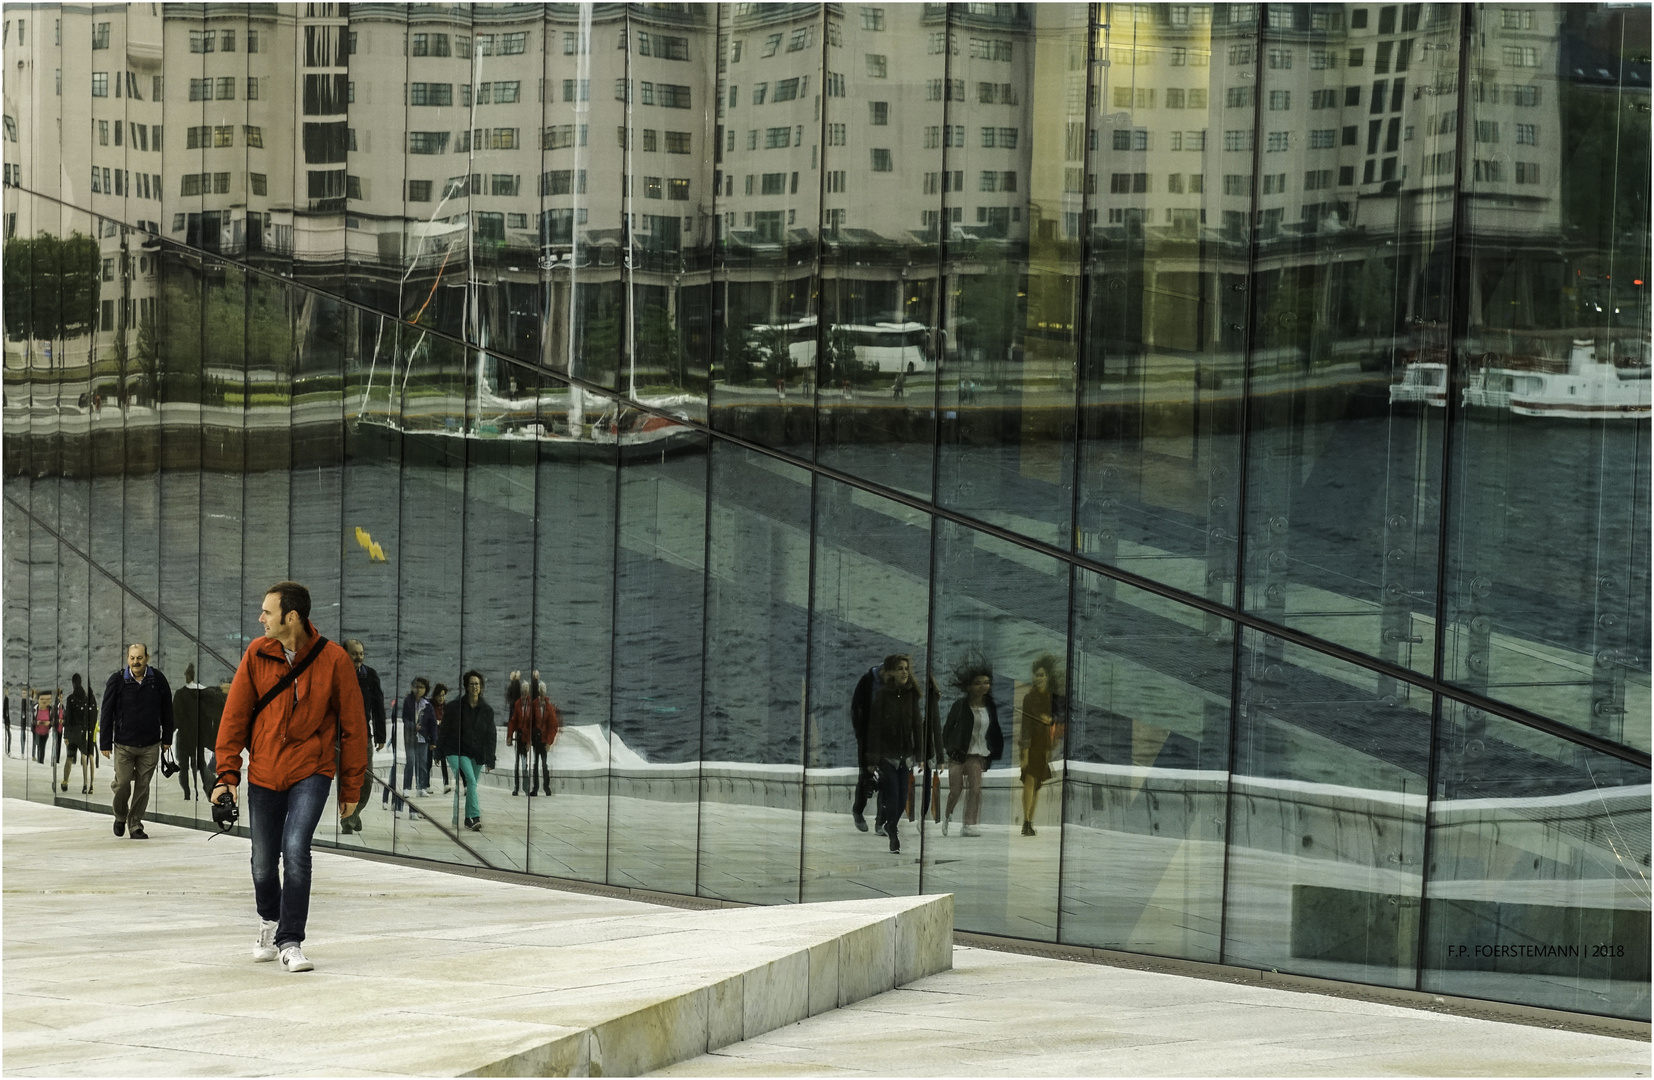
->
xmin=652 ymin=947 xmax=1650 ymax=1078
xmin=1 ymin=799 xmax=951 ymax=1077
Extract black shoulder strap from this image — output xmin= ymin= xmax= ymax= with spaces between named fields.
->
xmin=248 ymin=636 xmax=330 ymax=726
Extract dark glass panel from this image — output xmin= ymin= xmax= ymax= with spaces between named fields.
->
xmin=1443 ymin=4 xmax=1650 ymax=754
xmin=698 ymin=441 xmax=812 ymax=902
xmin=1422 ymin=699 xmax=1650 ymax=1021
xmin=925 ymin=516 xmax=1070 ymax=940
xmin=1079 ymin=5 xmax=1247 ymax=606
xmin=812 ymin=3 xmax=944 ymax=499
xmin=708 ymin=2 xmax=819 ymax=456
xmin=936 ymin=4 xmax=1084 ymax=546
xmin=525 ymin=373 xmax=618 ymax=883
xmin=1242 ymin=4 xmax=1457 ymax=676
xmin=607 ymin=430 xmax=707 ymax=894
xmin=801 ymin=475 xmax=932 ymax=901
xmin=1222 ymin=630 xmax=1430 ymax=987
xmin=1060 ymin=571 xmax=1234 ymax=961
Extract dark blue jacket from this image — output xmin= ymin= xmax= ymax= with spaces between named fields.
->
xmin=99 ymin=666 xmax=175 ymax=750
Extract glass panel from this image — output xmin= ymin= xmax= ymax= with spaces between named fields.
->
xmin=709 ymin=2 xmax=818 ymax=456
xmin=1422 ymin=699 xmax=1650 ymax=1021
xmin=345 ymin=2 xmax=401 ymax=313
xmin=294 ymin=2 xmax=349 ymax=296
xmin=621 ymin=4 xmax=715 ymax=423
xmin=392 ymin=322 xmax=469 ymax=857
xmin=525 ymin=372 xmax=616 ymax=882
xmin=197 ymin=259 xmax=248 ymax=708
xmin=1222 ymin=630 xmax=1430 ymax=987
xmin=936 ymin=4 xmax=1083 ymax=547
xmin=802 ymin=475 xmax=932 ymax=901
xmin=925 ymin=516 xmax=1070 ymax=940
xmin=1080 ymin=5 xmax=1245 ymax=603
xmin=607 ymin=430 xmax=706 ymax=893
xmin=340 ymin=308 xmax=401 ymax=851
xmin=812 ymin=3 xmax=943 ymax=499
xmin=1242 ymin=4 xmax=1455 ymax=674
xmin=698 ymin=441 xmax=811 ymax=903
xmin=1443 ymin=3 xmax=1651 ymax=754
xmin=1060 ymin=572 xmax=1234 ymax=961
xmin=239 ymin=270 xmax=290 ymax=618
xmin=469 ymin=6 xmax=532 ymax=365
xmin=457 ymin=353 xmax=536 ymax=873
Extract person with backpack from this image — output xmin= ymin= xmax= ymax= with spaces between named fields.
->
xmin=212 ymin=580 xmax=369 ymax=974
xmin=60 ymin=674 xmax=99 ymax=794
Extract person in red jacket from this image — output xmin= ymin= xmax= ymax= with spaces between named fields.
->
xmin=508 ymin=674 xmax=560 ymax=797
xmin=212 ymin=581 xmax=369 ymax=974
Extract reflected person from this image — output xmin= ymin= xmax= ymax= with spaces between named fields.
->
xmin=431 ymin=683 xmax=451 ymax=793
xmin=440 ymin=670 xmax=496 ymax=831
xmin=32 ymin=690 xmax=50 ymax=763
xmin=386 ymin=677 xmax=433 ymax=817
xmin=1018 ymin=655 xmax=1066 ymax=837
xmin=848 ymin=661 xmax=883 ymax=831
xmin=344 ymin=639 xmax=387 ymax=818
xmin=99 ymin=644 xmax=175 ymax=840
xmin=527 ymin=678 xmax=561 ymax=797
xmin=868 ymin=654 xmax=922 ymax=855
xmin=941 ymin=659 xmax=1002 ymax=837
xmin=61 ymin=674 xmax=99 ymax=795
xmin=172 ymin=664 xmax=213 ymax=801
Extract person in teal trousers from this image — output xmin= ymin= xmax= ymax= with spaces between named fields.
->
xmin=438 ymin=670 xmax=496 ymax=831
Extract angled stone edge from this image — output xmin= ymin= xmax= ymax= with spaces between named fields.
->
xmin=462 ymin=893 xmax=953 ymax=1078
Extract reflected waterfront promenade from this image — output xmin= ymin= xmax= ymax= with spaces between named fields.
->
xmin=4 ymin=1 xmax=1648 ymax=1026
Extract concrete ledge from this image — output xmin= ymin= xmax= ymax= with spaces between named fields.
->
xmin=3 ymin=799 xmax=951 ymax=1078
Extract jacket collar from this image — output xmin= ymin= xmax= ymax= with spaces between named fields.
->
xmin=254 ymin=621 xmax=321 ymax=662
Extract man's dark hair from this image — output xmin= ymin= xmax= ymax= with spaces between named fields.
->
xmin=71 ymin=673 xmax=83 ymax=688
xmin=463 ymin=669 xmax=485 ymax=689
xmin=266 ymin=580 xmax=312 ymax=625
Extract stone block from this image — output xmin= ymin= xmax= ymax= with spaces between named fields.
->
xmin=895 ymin=894 xmax=954 ymax=984
xmin=707 ymin=974 xmax=744 ymax=1051
xmin=588 ymin=987 xmax=707 ymax=1078
xmin=837 ymin=915 xmax=897 ymax=1007
xmin=807 ymin=937 xmax=840 ymax=1017
xmin=744 ymin=948 xmax=810 ymax=1038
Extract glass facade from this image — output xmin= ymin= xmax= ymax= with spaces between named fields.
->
xmin=2 ymin=1 xmax=1648 ymax=1021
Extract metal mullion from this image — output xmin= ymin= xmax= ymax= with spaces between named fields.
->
xmin=1216 ymin=3 xmax=1272 ymax=966
xmin=1415 ymin=2 xmax=1479 ymax=994
xmin=1053 ymin=0 xmax=1107 ymax=950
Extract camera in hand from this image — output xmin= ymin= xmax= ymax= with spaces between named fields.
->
xmin=159 ymin=751 xmax=179 ymax=779
xmin=211 ymin=790 xmax=239 ymax=832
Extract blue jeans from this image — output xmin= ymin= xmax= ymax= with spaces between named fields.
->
xmin=248 ymin=773 xmax=332 ymax=948
xmin=447 ymin=755 xmax=480 ymax=821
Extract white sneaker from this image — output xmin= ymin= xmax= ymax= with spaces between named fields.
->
xmin=941 ymin=815 xmax=951 ymax=836
xmin=253 ymin=919 xmax=279 ymax=962
xmin=962 ymin=825 xmax=981 ymax=837
xmin=279 ymin=944 xmax=314 ymax=972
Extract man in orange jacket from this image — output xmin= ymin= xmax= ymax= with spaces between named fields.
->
xmin=213 ymin=581 xmax=369 ymax=974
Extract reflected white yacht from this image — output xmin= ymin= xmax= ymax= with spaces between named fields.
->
xmin=1388 ymin=361 xmax=1447 ymax=407
xmin=1506 ymin=340 xmax=1652 ymax=419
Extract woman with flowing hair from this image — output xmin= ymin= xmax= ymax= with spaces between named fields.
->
xmin=1018 ymin=653 xmax=1066 ymax=836
xmin=940 ymin=652 xmax=1002 ymax=837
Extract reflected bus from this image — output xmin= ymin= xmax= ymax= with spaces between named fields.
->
xmin=754 ymin=317 xmax=933 ymax=374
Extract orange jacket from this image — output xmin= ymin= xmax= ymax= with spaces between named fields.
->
xmin=215 ymin=626 xmax=370 ymax=804
xmin=507 ymin=696 xmax=560 ymax=748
